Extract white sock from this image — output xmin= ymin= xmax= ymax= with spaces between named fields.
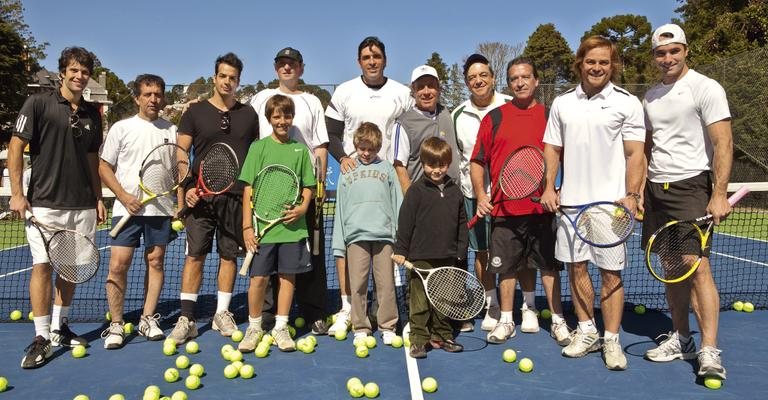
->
xmin=341 ymin=296 xmax=352 ymax=312
xmin=551 ymin=313 xmax=565 ymax=325
xmin=522 ymin=292 xmax=535 ymax=310
xmin=248 ymin=316 xmax=262 ymax=331
xmin=578 ymin=320 xmax=598 ymax=334
xmin=51 ymin=305 xmax=69 ymax=331
xmin=275 ymin=315 xmax=289 ymax=330
xmin=486 ymin=290 xmax=498 ymax=308
xmin=604 ymin=331 xmax=619 ymax=341
xmin=180 ymin=293 xmax=198 ymax=302
xmin=500 ymin=311 xmax=514 ymax=323
xmin=34 ymin=315 xmax=51 ymax=339
xmin=216 ymin=291 xmax=232 ymax=313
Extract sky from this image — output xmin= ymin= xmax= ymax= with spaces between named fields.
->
xmin=22 ymin=0 xmax=681 ymax=86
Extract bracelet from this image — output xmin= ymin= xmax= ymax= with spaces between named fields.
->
xmin=626 ymin=192 xmax=641 ymax=201
xmin=242 ymin=226 xmax=253 ymax=231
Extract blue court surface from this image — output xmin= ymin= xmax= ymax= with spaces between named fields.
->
xmin=0 ymin=309 xmax=766 ymax=399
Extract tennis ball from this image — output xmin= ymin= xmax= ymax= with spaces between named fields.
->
xmin=224 ymin=364 xmax=239 ymax=379
xmin=347 ymin=377 xmax=363 ymax=390
xmin=239 ymin=364 xmax=255 ymax=379
xmin=634 ymin=304 xmax=647 ymax=315
xmin=365 ymin=336 xmax=377 ymax=349
xmin=421 ymin=377 xmax=438 ymax=393
xmin=296 ymin=338 xmax=307 ymax=348
xmin=335 ymin=329 xmax=347 ymax=341
xmin=72 ymin=344 xmax=87 ymax=358
xmin=73 ymin=395 xmax=89 ymax=400
xmin=189 ymin=363 xmax=204 ymax=377
xmin=105 ymin=311 xmax=111 ymax=321
xmin=391 ymin=335 xmax=403 ymax=348
xmin=261 ymin=333 xmax=274 ymax=345
xmin=160 ymin=397 xmax=170 ymax=400
xmin=355 ymin=345 xmax=369 ymax=358
xmin=28 ymin=311 xmax=34 ymax=320
xmin=231 ymin=329 xmax=244 ymax=342
xmin=743 ymin=302 xmax=755 ymax=313
xmin=288 ymin=325 xmax=296 ymax=338
xmin=294 ymin=317 xmax=306 ymax=328
xmin=0 ymin=377 xmax=8 ymax=392
xmin=163 ymin=343 xmax=177 ymax=356
xmin=231 ymin=361 xmax=243 ymax=372
xmin=255 ymin=343 xmax=270 ymax=358
xmin=175 ymin=355 xmax=190 ymax=369
xmin=349 ymin=381 xmax=365 ymax=398
xmin=704 ymin=377 xmax=722 ymax=390
xmin=502 ymin=349 xmax=517 ymax=363
xmin=144 ymin=385 xmax=161 ymax=400
xmin=171 ymin=220 xmax=184 ymax=232
xmin=171 ymin=391 xmax=187 ymax=400
xmin=404 ymin=337 xmax=411 ymax=348
xmin=228 ymin=349 xmax=243 ymax=362
xmin=164 ymin=367 xmax=179 ymax=383
xmin=306 ymin=335 xmax=317 ymax=346
xmin=123 ymin=322 xmax=134 ymax=334
xmin=184 ymin=375 xmax=200 ymax=390
xmin=164 ymin=337 xmax=177 ymax=347
xmin=519 ymin=357 xmax=534 ymax=373
xmin=733 ymin=301 xmax=744 ymax=311
xmin=540 ymin=309 xmax=552 ymax=319
xmin=108 ymin=394 xmax=125 ymax=400
xmin=10 ymin=310 xmax=22 ymax=320
xmin=185 ymin=340 xmax=199 ymax=354
xmin=353 ymin=336 xmax=366 ymax=348
xmin=363 ymin=382 xmax=380 ymax=398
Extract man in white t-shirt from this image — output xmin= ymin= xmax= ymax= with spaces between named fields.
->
xmin=99 ymin=74 xmax=179 ymax=349
xmin=641 ymin=24 xmax=733 ymax=380
xmin=250 ymin=47 xmax=330 ymax=335
xmin=324 ymin=36 xmax=412 ymax=335
xmin=540 ymin=36 xmax=645 ymax=371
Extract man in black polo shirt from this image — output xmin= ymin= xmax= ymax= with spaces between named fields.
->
xmin=168 ymin=53 xmax=259 ymax=344
xmin=9 ymin=47 xmax=106 ymax=369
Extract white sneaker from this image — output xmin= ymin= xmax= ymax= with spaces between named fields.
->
xmin=459 ymin=320 xmax=474 ymax=332
xmin=138 ymin=313 xmax=165 ymax=341
xmin=602 ymin=336 xmax=627 ymax=370
xmin=102 ymin=322 xmax=125 ymax=350
xmin=382 ymin=330 xmax=396 ymax=345
xmin=212 ymin=310 xmax=237 ymax=337
xmin=645 ymin=331 xmax=696 ymax=362
xmin=562 ymin=330 xmax=600 ymax=358
xmin=520 ymin=307 xmax=540 ymax=333
xmin=481 ymin=306 xmax=500 ymax=331
xmin=697 ymin=346 xmax=727 ymax=379
xmin=272 ymin=327 xmax=296 ymax=352
xmin=168 ymin=316 xmax=198 ymax=345
xmin=327 ymin=310 xmax=350 ymax=336
xmin=238 ymin=325 xmax=264 ymax=353
xmin=550 ymin=320 xmax=571 ymax=346
xmin=486 ymin=321 xmax=516 ymax=344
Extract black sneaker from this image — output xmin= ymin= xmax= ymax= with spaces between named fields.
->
xmin=21 ymin=336 xmax=53 ymax=369
xmin=50 ymin=318 xmax=87 ymax=347
xmin=311 ymin=319 xmax=329 ymax=335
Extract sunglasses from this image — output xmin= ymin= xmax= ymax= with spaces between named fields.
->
xmin=69 ymin=113 xmax=83 ymax=138
xmin=220 ymin=111 xmax=230 ymax=133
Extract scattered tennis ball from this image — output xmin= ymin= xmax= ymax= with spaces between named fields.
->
xmin=743 ymin=302 xmax=755 ymax=313
xmin=231 ymin=361 xmax=243 ymax=372
xmin=164 ymin=367 xmax=180 ymax=383
xmin=335 ymin=329 xmax=348 ymax=341
xmin=365 ymin=336 xmax=377 ymax=349
xmin=171 ymin=391 xmax=187 ymax=400
xmin=363 ymin=382 xmax=380 ymax=398
xmin=391 ymin=335 xmax=403 ymax=348
xmin=184 ymin=375 xmax=200 ymax=390
xmin=255 ymin=343 xmax=270 ymax=358
xmin=733 ymin=301 xmax=744 ymax=311
xmin=294 ymin=317 xmax=305 ymax=328
xmin=224 ymin=364 xmax=239 ymax=379
xmin=0 ymin=377 xmax=8 ymax=392
xmin=634 ymin=304 xmax=647 ymax=315
xmin=519 ymin=357 xmax=534 ymax=373
xmin=221 ymin=344 xmax=234 ymax=355
xmin=331 ymin=313 xmax=338 ymax=324
xmin=421 ymin=377 xmax=438 ymax=393
xmin=185 ymin=340 xmax=199 ymax=354
xmin=164 ymin=337 xmax=176 ymax=347
xmin=540 ymin=309 xmax=552 ymax=319
xmin=347 ymin=377 xmax=363 ymax=391
xmin=404 ymin=337 xmax=411 ymax=348
xmin=261 ymin=334 xmax=274 ymax=345
xmin=231 ymin=329 xmax=244 ymax=342
xmin=349 ymin=381 xmax=365 ymax=398
xmin=163 ymin=343 xmax=177 ymax=356
xmin=175 ymin=355 xmax=190 ymax=369
xmin=105 ymin=311 xmax=111 ymax=321
xmin=704 ymin=377 xmax=722 ymax=390
xmin=306 ymin=335 xmax=317 ymax=346
xmin=296 ymin=338 xmax=307 ymax=348
xmin=189 ymin=363 xmax=205 ymax=377
xmin=160 ymin=397 xmax=170 ymax=400
xmin=123 ymin=322 xmax=134 ymax=335
xmin=239 ymin=364 xmax=255 ymax=379
xmin=143 ymin=385 xmax=161 ymax=400
xmin=73 ymin=395 xmax=89 ymax=400
xmin=108 ymin=394 xmax=124 ymax=400
xmin=72 ymin=344 xmax=87 ymax=358
xmin=10 ymin=310 xmax=22 ymax=320
xmin=288 ymin=325 xmax=296 ymax=338
xmin=228 ymin=349 xmax=243 ymax=362
xmin=28 ymin=311 xmax=34 ymax=320
xmin=502 ymin=349 xmax=517 ymax=363
xmin=355 ymin=345 xmax=369 ymax=358
xmin=171 ymin=219 xmax=185 ymax=232
xmin=353 ymin=336 xmax=366 ymax=348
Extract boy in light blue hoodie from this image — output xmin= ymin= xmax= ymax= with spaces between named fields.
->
xmin=332 ymin=122 xmax=403 ymax=344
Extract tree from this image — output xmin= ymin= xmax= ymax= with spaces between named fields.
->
xmin=165 ymin=84 xmax=185 ymax=105
xmin=442 ymin=63 xmax=467 ymax=111
xmin=255 ymin=80 xmax=266 ymax=92
xmin=237 ymin=84 xmax=257 ymax=103
xmin=425 ymin=52 xmax=449 ymax=97
xmin=94 ymin=66 xmax=135 ymax=126
xmin=262 ymin=79 xmax=332 ymax=109
xmin=475 ymin=41 xmax=523 ymax=89
xmin=523 ymin=24 xmax=574 ymax=85
xmin=582 ymin=14 xmax=654 ymax=85
xmin=185 ymin=77 xmax=210 ymax=101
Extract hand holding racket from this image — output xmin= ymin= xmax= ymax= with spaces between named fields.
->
xmin=645 ymin=186 xmax=749 ymax=283
xmin=239 ymin=164 xmax=301 ymax=276
xmin=468 ymin=145 xmax=545 ymax=229
xmin=178 ymin=142 xmax=239 ymax=218
xmin=109 ymin=143 xmax=190 ymax=237
xmin=312 ymin=157 xmax=325 ymax=256
xmin=26 ymin=211 xmax=99 ymax=284
xmin=391 ymin=255 xmax=485 ymax=320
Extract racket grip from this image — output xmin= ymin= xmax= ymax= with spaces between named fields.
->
xmin=312 ymin=228 xmax=320 ymax=256
xmin=466 ymin=214 xmax=479 ymax=229
xmin=239 ymin=251 xmax=255 ymax=276
xmin=728 ymin=186 xmax=750 ymax=205
xmin=109 ymin=214 xmax=132 ymax=238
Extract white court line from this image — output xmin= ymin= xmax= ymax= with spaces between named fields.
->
xmin=712 ymin=251 xmax=768 ymax=267
xmin=0 ymin=245 xmax=111 ymax=279
xmin=402 ymin=323 xmax=424 ymax=400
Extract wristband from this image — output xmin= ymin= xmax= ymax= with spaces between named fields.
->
xmin=243 ymin=226 xmax=253 ymax=232
xmin=626 ymin=192 xmax=641 ymax=201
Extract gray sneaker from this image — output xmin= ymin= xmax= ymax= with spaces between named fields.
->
xmin=697 ymin=346 xmax=727 ymax=379
xmin=481 ymin=306 xmax=500 ymax=331
xmin=138 ymin=313 xmax=165 ymax=341
xmin=645 ymin=331 xmax=696 ymax=362
xmin=486 ymin=321 xmax=516 ymax=344
xmin=550 ymin=320 xmax=571 ymax=346
xmin=168 ymin=316 xmax=198 ymax=345
xmin=562 ymin=330 xmax=600 ymax=358
xmin=602 ymin=336 xmax=627 ymax=370
xmin=212 ymin=310 xmax=237 ymax=337
xmin=102 ymin=322 xmax=125 ymax=350
xmin=271 ymin=326 xmax=296 ymax=352
xmin=238 ymin=325 xmax=264 ymax=353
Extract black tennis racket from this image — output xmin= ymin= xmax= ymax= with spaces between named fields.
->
xmin=645 ymin=186 xmax=749 ymax=283
xmin=26 ymin=211 xmax=99 ymax=284
xmin=312 ymin=157 xmax=324 ymax=256
xmin=109 ymin=142 xmax=190 ymax=237
xmin=467 ymin=145 xmax=545 ymax=229
xmin=178 ymin=142 xmax=239 ymax=218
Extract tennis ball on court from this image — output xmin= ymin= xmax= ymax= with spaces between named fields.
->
xmin=163 ymin=343 xmax=177 ymax=356
xmin=404 ymin=337 xmax=411 ymax=348
xmin=72 ymin=344 xmax=87 ymax=358
xmin=294 ymin=317 xmax=306 ymax=328
xmin=353 ymin=336 xmax=366 ymax=348
xmin=231 ymin=329 xmax=244 ymax=342
xmin=189 ymin=363 xmax=205 ymax=377
xmin=355 ymin=345 xmax=369 ymax=358
xmin=228 ymin=349 xmax=243 ymax=362
xmin=143 ymin=385 xmax=161 ymax=400
xmin=391 ymin=335 xmax=403 ymax=348
xmin=540 ymin=309 xmax=552 ymax=319
xmin=0 ymin=377 xmax=8 ymax=392
xmin=171 ymin=391 xmax=187 ymax=400
xmin=184 ymin=375 xmax=200 ymax=390
xmin=335 ymin=329 xmax=348 ymax=341
xmin=160 ymin=397 xmax=170 ymax=400
xmin=519 ymin=357 xmax=534 ymax=373
xmin=704 ymin=377 xmax=722 ymax=390
xmin=296 ymin=338 xmax=307 ymax=348
xmin=306 ymin=335 xmax=317 ymax=346
xmin=347 ymin=377 xmax=363 ymax=391
xmin=123 ymin=322 xmax=134 ymax=334
xmin=743 ymin=302 xmax=755 ymax=313
xmin=108 ymin=394 xmax=124 ymax=400
xmin=221 ymin=344 xmax=234 ymax=359
xmin=288 ymin=325 xmax=297 ymax=338
xmin=733 ymin=301 xmax=744 ymax=311
xmin=239 ymin=364 xmax=255 ymax=379
xmin=175 ymin=355 xmax=190 ymax=369
xmin=164 ymin=367 xmax=179 ymax=383
xmin=230 ymin=361 xmax=243 ymax=372
xmin=502 ymin=349 xmax=517 ymax=363
xmin=224 ymin=364 xmax=239 ymax=379
xmin=185 ymin=340 xmax=199 ymax=354
xmin=261 ymin=333 xmax=274 ymax=345
xmin=300 ymin=341 xmax=315 ymax=354
xmin=365 ymin=336 xmax=377 ymax=349
xmin=634 ymin=304 xmax=647 ymax=315
xmin=10 ymin=309 xmax=22 ymax=320
xmin=255 ymin=343 xmax=270 ymax=358
xmin=349 ymin=381 xmax=365 ymax=398
xmin=73 ymin=395 xmax=89 ymax=400
xmin=105 ymin=311 xmax=111 ymax=321
xmin=363 ymin=382 xmax=380 ymax=398
xmin=421 ymin=377 xmax=438 ymax=393
xmin=28 ymin=311 xmax=34 ymax=320
xmin=171 ymin=220 xmax=184 ymax=232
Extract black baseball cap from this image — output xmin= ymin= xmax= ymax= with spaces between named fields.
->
xmin=462 ymin=53 xmax=489 ymax=76
xmin=274 ymin=47 xmax=303 ymax=63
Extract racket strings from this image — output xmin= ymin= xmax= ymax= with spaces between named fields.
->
xmin=141 ymin=146 xmax=189 ymax=194
xmin=47 ymin=231 xmax=99 ymax=284
xmin=499 ymin=147 xmax=544 ymax=199
xmin=425 ymin=268 xmax=485 ymax=320
xmin=201 ymin=145 xmax=238 ymax=192
xmin=648 ymin=223 xmax=702 ymax=281
xmin=253 ymin=167 xmax=299 ymax=220
xmin=575 ymin=204 xmax=633 ymax=246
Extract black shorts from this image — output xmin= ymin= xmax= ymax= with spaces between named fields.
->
xmin=184 ymin=193 xmax=244 ymax=259
xmin=488 ymin=214 xmax=559 ymax=274
xmin=247 ymin=239 xmax=312 ymax=277
xmin=642 ymin=172 xmax=712 ymax=256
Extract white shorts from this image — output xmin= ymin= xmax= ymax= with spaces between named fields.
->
xmin=553 ymin=210 xmax=626 ymax=271
xmin=25 ymin=207 xmax=97 ymax=265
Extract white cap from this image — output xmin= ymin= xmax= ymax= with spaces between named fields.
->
xmin=652 ymin=24 xmax=687 ymax=49
xmin=410 ymin=65 xmax=439 ymax=84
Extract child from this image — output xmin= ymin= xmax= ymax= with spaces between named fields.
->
xmin=238 ymin=94 xmax=315 ymax=352
xmin=331 ymin=122 xmax=403 ymax=344
xmin=392 ymin=137 xmax=469 ymax=358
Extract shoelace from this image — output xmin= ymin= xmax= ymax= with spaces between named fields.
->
xmin=698 ymin=347 xmax=722 ymax=363
xmin=24 ymin=337 xmax=47 ymax=353
xmin=101 ymin=323 xmax=123 ymax=338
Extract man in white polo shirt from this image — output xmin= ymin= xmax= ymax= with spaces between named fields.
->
xmin=540 ymin=36 xmax=645 ymax=371
xmin=641 ymin=24 xmax=733 ymax=380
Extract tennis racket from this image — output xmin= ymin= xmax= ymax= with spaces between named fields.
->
xmin=239 ymin=164 xmax=301 ymax=276
xmin=553 ymin=201 xmax=636 ymax=248
xmin=178 ymin=142 xmax=239 ymax=218
xmin=467 ymin=145 xmax=545 ymax=229
xmin=312 ymin=157 xmax=325 ymax=256
xmin=26 ymin=211 xmax=99 ymax=284
xmin=393 ymin=257 xmax=485 ymax=320
xmin=109 ymin=142 xmax=190 ymax=237
xmin=645 ymin=186 xmax=750 ymax=284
